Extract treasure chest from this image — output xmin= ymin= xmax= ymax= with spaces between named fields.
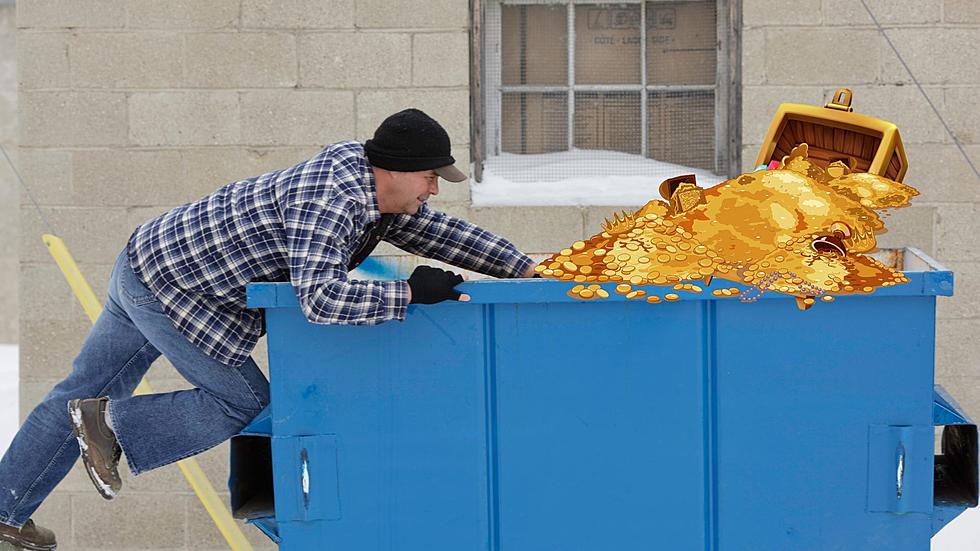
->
xmin=755 ymin=87 xmax=908 ymax=182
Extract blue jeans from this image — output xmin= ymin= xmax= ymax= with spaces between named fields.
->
xmin=0 ymin=249 xmax=270 ymax=528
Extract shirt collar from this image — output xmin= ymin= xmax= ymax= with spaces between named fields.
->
xmin=361 ymin=155 xmax=382 ymax=226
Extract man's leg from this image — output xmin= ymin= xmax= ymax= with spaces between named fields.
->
xmin=0 ymin=251 xmax=160 ymax=529
xmin=99 ymin=253 xmax=270 ymax=475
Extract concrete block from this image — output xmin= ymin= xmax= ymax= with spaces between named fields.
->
xmin=945 ymin=0 xmax=980 ymax=23
xmin=823 ymin=0 xmax=942 ymax=25
xmin=17 ymin=32 xmax=70 ymax=89
xmin=935 ymin=375 xmax=980 ymax=423
xmin=935 ymin=203 xmax=980 ymax=262
xmin=243 ymin=0 xmax=355 ymax=29
xmin=880 ymin=29 xmax=980 ymax=85
xmin=240 ymin=90 xmax=355 ymax=146
xmin=904 ymin=143 xmax=980 ymax=203
xmin=17 ymin=378 xmax=61 ymax=420
xmin=72 ymin=493 xmax=185 ymax=549
xmin=181 ymin=146 xmax=322 ymax=200
xmin=0 ymin=90 xmax=15 ymax=147
xmin=356 ymin=88 xmax=470 ymax=143
xmin=15 ymin=148 xmax=73 ymax=206
xmin=125 ymin=0 xmax=239 ymax=29
xmin=413 ymin=32 xmax=469 ymax=87
xmin=740 ymin=85 xmax=825 ymax=145
xmin=19 ymin=262 xmax=78 ymax=322
xmin=129 ymin=91 xmax=240 ymax=146
xmin=0 ymin=258 xmax=17 ymax=342
xmin=937 ymin=262 xmax=980 ymax=320
xmin=26 ymin=491 xmax=71 ymax=550
xmin=741 ymin=143 xmax=762 ymax=172
xmin=71 ymin=33 xmax=183 ymax=89
xmin=355 ymin=0 xmax=468 ymax=29
xmin=187 ymin=493 xmax=279 ymax=550
xmin=936 ymin=318 xmax=980 ymax=380
xmin=844 ymin=85 xmax=949 ymax=144
xmin=740 ymin=28 xmax=766 ymax=86
xmin=765 ymin=29 xmax=879 ymax=85
xmin=16 ymin=0 xmax=128 ymax=29
xmin=72 ymin=149 xmax=185 ymax=206
xmin=945 ymin=87 xmax=980 ymax=145
xmin=874 ymin=205 xmax=935 ymax=255
xmin=19 ymin=209 xmax=53 ymax=263
xmin=19 ymin=318 xmax=91 ymax=380
xmin=20 ymin=91 xmax=128 ymax=147
xmin=466 ymin=206 xmax=584 ymax=254
xmin=743 ymin=0 xmax=821 ymax=26
xmin=127 ymin=206 xmax=178 ymax=235
xmin=184 ymin=33 xmax=297 ymax=88
xmin=298 ymin=33 xmax=411 ymax=88
xmin=20 ymin=206 xmax=130 ymax=264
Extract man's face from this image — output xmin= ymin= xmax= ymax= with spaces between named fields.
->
xmin=385 ymin=170 xmax=440 ymax=214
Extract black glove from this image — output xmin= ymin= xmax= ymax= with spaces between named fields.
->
xmin=407 ymin=266 xmax=464 ymax=304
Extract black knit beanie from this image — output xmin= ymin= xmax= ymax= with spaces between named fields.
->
xmin=364 ymin=109 xmax=466 ymax=181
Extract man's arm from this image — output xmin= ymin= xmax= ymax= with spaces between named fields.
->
xmin=384 ymin=203 xmax=536 ymax=279
xmin=284 ymin=196 xmax=410 ymax=325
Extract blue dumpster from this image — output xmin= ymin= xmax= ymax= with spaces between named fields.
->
xmin=230 ymin=247 xmax=977 ymax=550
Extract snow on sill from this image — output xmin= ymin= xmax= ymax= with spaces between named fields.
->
xmin=471 ymin=149 xmax=728 ymax=208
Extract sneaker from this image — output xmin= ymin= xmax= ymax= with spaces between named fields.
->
xmin=68 ymin=397 xmax=122 ymax=500
xmin=0 ymin=519 xmax=57 ymax=550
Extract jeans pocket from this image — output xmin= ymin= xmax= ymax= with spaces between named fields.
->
xmin=120 ymin=268 xmax=159 ymax=307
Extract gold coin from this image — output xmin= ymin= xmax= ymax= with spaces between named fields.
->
xmin=863 ymin=286 xmax=874 ymax=293
xmin=560 ymin=249 xmax=573 ymax=257
xmin=698 ymin=258 xmax=713 ymax=267
xmin=579 ymin=289 xmax=594 ymax=298
xmin=608 ymin=262 xmax=620 ymax=270
xmin=548 ymin=262 xmax=560 ymax=269
xmin=675 ymin=254 xmax=688 ymax=262
xmin=647 ymin=296 xmax=661 ymax=303
xmin=543 ymin=269 xmax=554 ymax=276
xmin=698 ymin=267 xmax=714 ymax=276
xmin=629 ymin=275 xmax=644 ymax=285
xmin=588 ymin=284 xmax=600 ymax=290
xmin=598 ymin=275 xmax=609 ymax=282
xmin=574 ymin=275 xmax=587 ymax=283
xmin=712 ymin=289 xmax=722 ymax=296
xmin=694 ymin=245 xmax=707 ymax=254
xmin=603 ymin=255 xmax=616 ymax=263
xmin=572 ymin=241 xmax=586 ymax=251
xmin=534 ymin=264 xmax=546 ymax=273
xmin=690 ymin=285 xmax=703 ymax=293
xmin=571 ymin=285 xmax=585 ymax=293
xmin=657 ymin=254 xmax=671 ymax=263
xmin=644 ymin=214 xmax=659 ymax=220
xmin=666 ymin=245 xmax=678 ymax=253
xmin=596 ymin=289 xmax=609 ymax=298
xmin=616 ymin=284 xmax=632 ymax=294
xmin=678 ymin=242 xmax=691 ymax=251
xmin=821 ymin=296 xmax=835 ymax=302
xmin=566 ymin=290 xmax=579 ymax=299
xmin=560 ymin=274 xmax=574 ymax=281
xmin=638 ymin=257 xmax=650 ymax=264
xmin=563 ymin=261 xmax=578 ymax=272
xmin=617 ymin=253 xmax=631 ymax=261
xmin=673 ymin=284 xmax=683 ymax=290
xmin=580 ymin=265 xmax=593 ymax=275
xmin=556 ymin=255 xmax=570 ymax=262
xmin=665 ymin=293 xmax=680 ymax=301
xmin=594 ymin=248 xmax=607 ymax=256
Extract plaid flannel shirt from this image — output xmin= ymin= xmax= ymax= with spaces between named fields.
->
xmin=127 ymin=141 xmax=534 ymax=367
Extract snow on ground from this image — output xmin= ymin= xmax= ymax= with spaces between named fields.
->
xmin=472 ymin=149 xmax=727 ymax=207
xmin=0 ymin=344 xmax=17 ymax=456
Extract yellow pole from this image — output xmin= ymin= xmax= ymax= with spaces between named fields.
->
xmin=42 ymin=234 xmax=254 ymax=551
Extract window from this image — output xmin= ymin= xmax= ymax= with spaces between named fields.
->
xmin=473 ymin=0 xmax=739 ymax=206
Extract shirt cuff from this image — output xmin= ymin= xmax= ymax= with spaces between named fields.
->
xmin=506 ymin=254 xmax=536 ymax=279
xmin=381 ymin=280 xmax=411 ymax=320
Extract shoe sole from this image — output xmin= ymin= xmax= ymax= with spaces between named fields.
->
xmin=0 ymin=532 xmax=56 ymax=551
xmin=67 ymin=400 xmax=118 ymax=501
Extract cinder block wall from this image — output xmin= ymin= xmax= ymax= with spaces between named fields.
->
xmin=14 ymin=0 xmax=980 ymax=549
xmin=741 ymin=0 xmax=980 ymax=418
xmin=0 ymin=3 xmax=17 ymax=344
xmin=15 ymin=1 xmax=471 ymax=549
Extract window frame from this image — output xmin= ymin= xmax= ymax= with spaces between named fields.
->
xmin=471 ymin=0 xmax=741 ymax=182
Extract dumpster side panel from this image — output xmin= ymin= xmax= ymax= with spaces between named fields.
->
xmin=492 ymin=301 xmax=708 ymax=550
xmin=265 ymin=303 xmax=491 ymax=550
xmin=714 ymin=296 xmax=936 ymax=550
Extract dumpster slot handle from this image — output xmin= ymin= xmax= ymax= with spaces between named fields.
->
xmin=301 ymin=448 xmax=310 ymax=510
xmin=896 ymin=443 xmax=905 ymax=499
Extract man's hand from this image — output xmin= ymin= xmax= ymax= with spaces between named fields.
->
xmin=407 ymin=266 xmax=471 ymax=304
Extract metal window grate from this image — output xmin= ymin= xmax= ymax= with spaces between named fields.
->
xmin=483 ymin=0 xmax=728 ymax=193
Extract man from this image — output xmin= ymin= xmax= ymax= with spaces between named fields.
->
xmin=0 ymin=109 xmax=536 ymax=550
